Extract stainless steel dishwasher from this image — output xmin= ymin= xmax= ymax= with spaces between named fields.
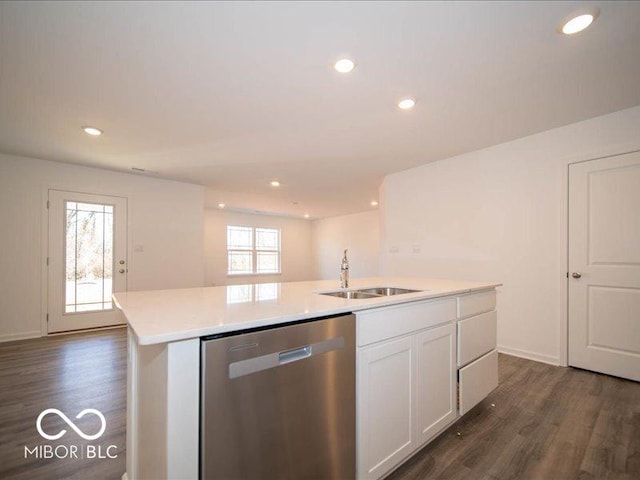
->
xmin=200 ymin=313 xmax=355 ymax=480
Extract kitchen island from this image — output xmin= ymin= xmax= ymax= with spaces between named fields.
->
xmin=114 ymin=277 xmax=501 ymax=480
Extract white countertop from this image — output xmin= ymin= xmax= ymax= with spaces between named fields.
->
xmin=113 ymin=277 xmax=501 ymax=345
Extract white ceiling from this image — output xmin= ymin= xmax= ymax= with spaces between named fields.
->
xmin=1 ymin=1 xmax=640 ymax=218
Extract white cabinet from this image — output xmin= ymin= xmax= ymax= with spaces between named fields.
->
xmin=456 ymin=290 xmax=499 ymax=415
xmin=357 ymin=297 xmax=456 ymax=347
xmin=457 ymin=290 xmax=496 ymax=319
xmin=459 ymin=349 xmax=498 ymax=415
xmin=356 ymin=290 xmax=498 ymax=479
xmin=357 ymin=336 xmax=414 ymax=480
xmin=457 ymin=310 xmax=497 ymax=367
xmin=415 ymin=323 xmax=457 ymax=445
xmin=357 ymin=301 xmax=457 ymax=480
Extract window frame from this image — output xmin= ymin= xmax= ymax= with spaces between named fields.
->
xmin=226 ymin=225 xmax=281 ymax=276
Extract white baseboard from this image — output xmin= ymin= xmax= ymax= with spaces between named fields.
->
xmin=47 ymin=324 xmax=126 ymax=337
xmin=497 ymin=345 xmax=560 ymax=366
xmin=0 ymin=330 xmax=42 ymax=343
xmin=121 ymin=473 xmax=128 ymax=480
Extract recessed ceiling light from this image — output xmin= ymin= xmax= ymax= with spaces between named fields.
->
xmin=218 ymin=203 xmax=226 ymax=209
xmin=559 ymin=9 xmax=599 ymax=35
xmin=334 ymin=58 xmax=355 ymax=73
xmin=562 ymin=14 xmax=594 ymax=34
xmin=304 ymin=213 xmax=310 ymax=219
xmin=370 ymin=200 xmax=379 ymax=207
xmin=82 ymin=126 xmax=103 ymax=136
xmin=270 ymin=180 xmax=280 ymax=187
xmin=397 ymin=98 xmax=416 ymax=110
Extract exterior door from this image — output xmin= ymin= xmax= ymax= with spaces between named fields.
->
xmin=47 ymin=190 xmax=127 ymax=333
xmin=568 ymin=151 xmax=640 ymax=381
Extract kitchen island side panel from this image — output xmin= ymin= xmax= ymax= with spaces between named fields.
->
xmin=127 ymin=329 xmax=199 ymax=480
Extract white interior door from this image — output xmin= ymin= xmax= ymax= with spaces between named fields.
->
xmin=568 ymin=151 xmax=640 ymax=381
xmin=47 ymin=190 xmax=128 ymax=333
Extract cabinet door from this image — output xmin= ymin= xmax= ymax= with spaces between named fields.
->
xmin=414 ymin=322 xmax=457 ymax=446
xmin=357 ymin=336 xmax=413 ymax=480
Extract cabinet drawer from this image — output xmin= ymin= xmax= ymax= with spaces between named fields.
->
xmin=457 ymin=310 xmax=497 ymax=367
xmin=459 ymin=349 xmax=498 ymax=415
xmin=457 ymin=290 xmax=496 ymax=319
xmin=357 ymin=298 xmax=457 ymax=347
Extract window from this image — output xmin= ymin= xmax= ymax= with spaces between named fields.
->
xmin=227 ymin=226 xmax=281 ymax=275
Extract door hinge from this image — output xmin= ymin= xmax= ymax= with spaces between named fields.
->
xmin=46 ymin=257 xmax=49 ymax=266
xmin=46 ymin=314 xmax=49 ymax=322
xmin=46 ymin=200 xmax=50 ymax=209
xmin=566 ymin=272 xmax=569 ymax=278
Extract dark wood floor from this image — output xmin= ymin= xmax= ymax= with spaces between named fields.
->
xmin=0 ymin=328 xmax=126 ymax=480
xmin=388 ymin=354 xmax=640 ymax=480
xmin=1 ymin=330 xmax=639 ymax=480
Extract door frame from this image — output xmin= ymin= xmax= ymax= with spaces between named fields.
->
xmin=40 ymin=184 xmax=133 ymax=336
xmin=561 ymin=146 xmax=640 ymax=367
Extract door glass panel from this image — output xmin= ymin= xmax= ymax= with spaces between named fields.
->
xmin=65 ymin=201 xmax=114 ymax=314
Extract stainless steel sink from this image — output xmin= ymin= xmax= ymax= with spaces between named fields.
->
xmin=318 ymin=287 xmax=423 ymax=299
xmin=355 ymin=287 xmax=423 ymax=296
xmin=319 ymin=290 xmax=380 ymax=299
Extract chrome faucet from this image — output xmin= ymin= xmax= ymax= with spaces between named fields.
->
xmin=340 ymin=249 xmax=349 ymax=289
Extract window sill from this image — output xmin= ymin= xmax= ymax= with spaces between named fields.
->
xmin=227 ymin=272 xmax=282 ymax=277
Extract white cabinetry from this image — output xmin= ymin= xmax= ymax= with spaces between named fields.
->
xmin=357 ymin=337 xmax=414 ymax=479
xmin=457 ymin=310 xmax=497 ymax=367
xmin=457 ymin=290 xmax=499 ymax=415
xmin=356 ymin=299 xmax=457 ymax=480
xmin=415 ymin=323 xmax=457 ymax=445
xmin=459 ymin=349 xmax=498 ymax=415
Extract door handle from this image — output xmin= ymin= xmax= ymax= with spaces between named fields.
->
xmin=572 ymin=272 xmax=582 ymax=279
xmin=119 ymin=269 xmax=126 ymax=274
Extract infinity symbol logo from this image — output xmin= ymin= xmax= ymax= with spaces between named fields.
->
xmin=36 ymin=408 xmax=106 ymax=441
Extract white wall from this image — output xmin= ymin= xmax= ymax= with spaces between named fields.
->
xmin=0 ymin=153 xmax=205 ymax=342
xmin=311 ymin=210 xmax=380 ymax=281
xmin=381 ymin=105 xmax=640 ymax=365
xmin=204 ymin=209 xmax=313 ymax=286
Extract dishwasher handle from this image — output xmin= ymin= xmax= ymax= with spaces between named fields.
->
xmin=279 ymin=346 xmax=312 ymax=365
xmin=228 ymin=336 xmax=344 ymax=379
